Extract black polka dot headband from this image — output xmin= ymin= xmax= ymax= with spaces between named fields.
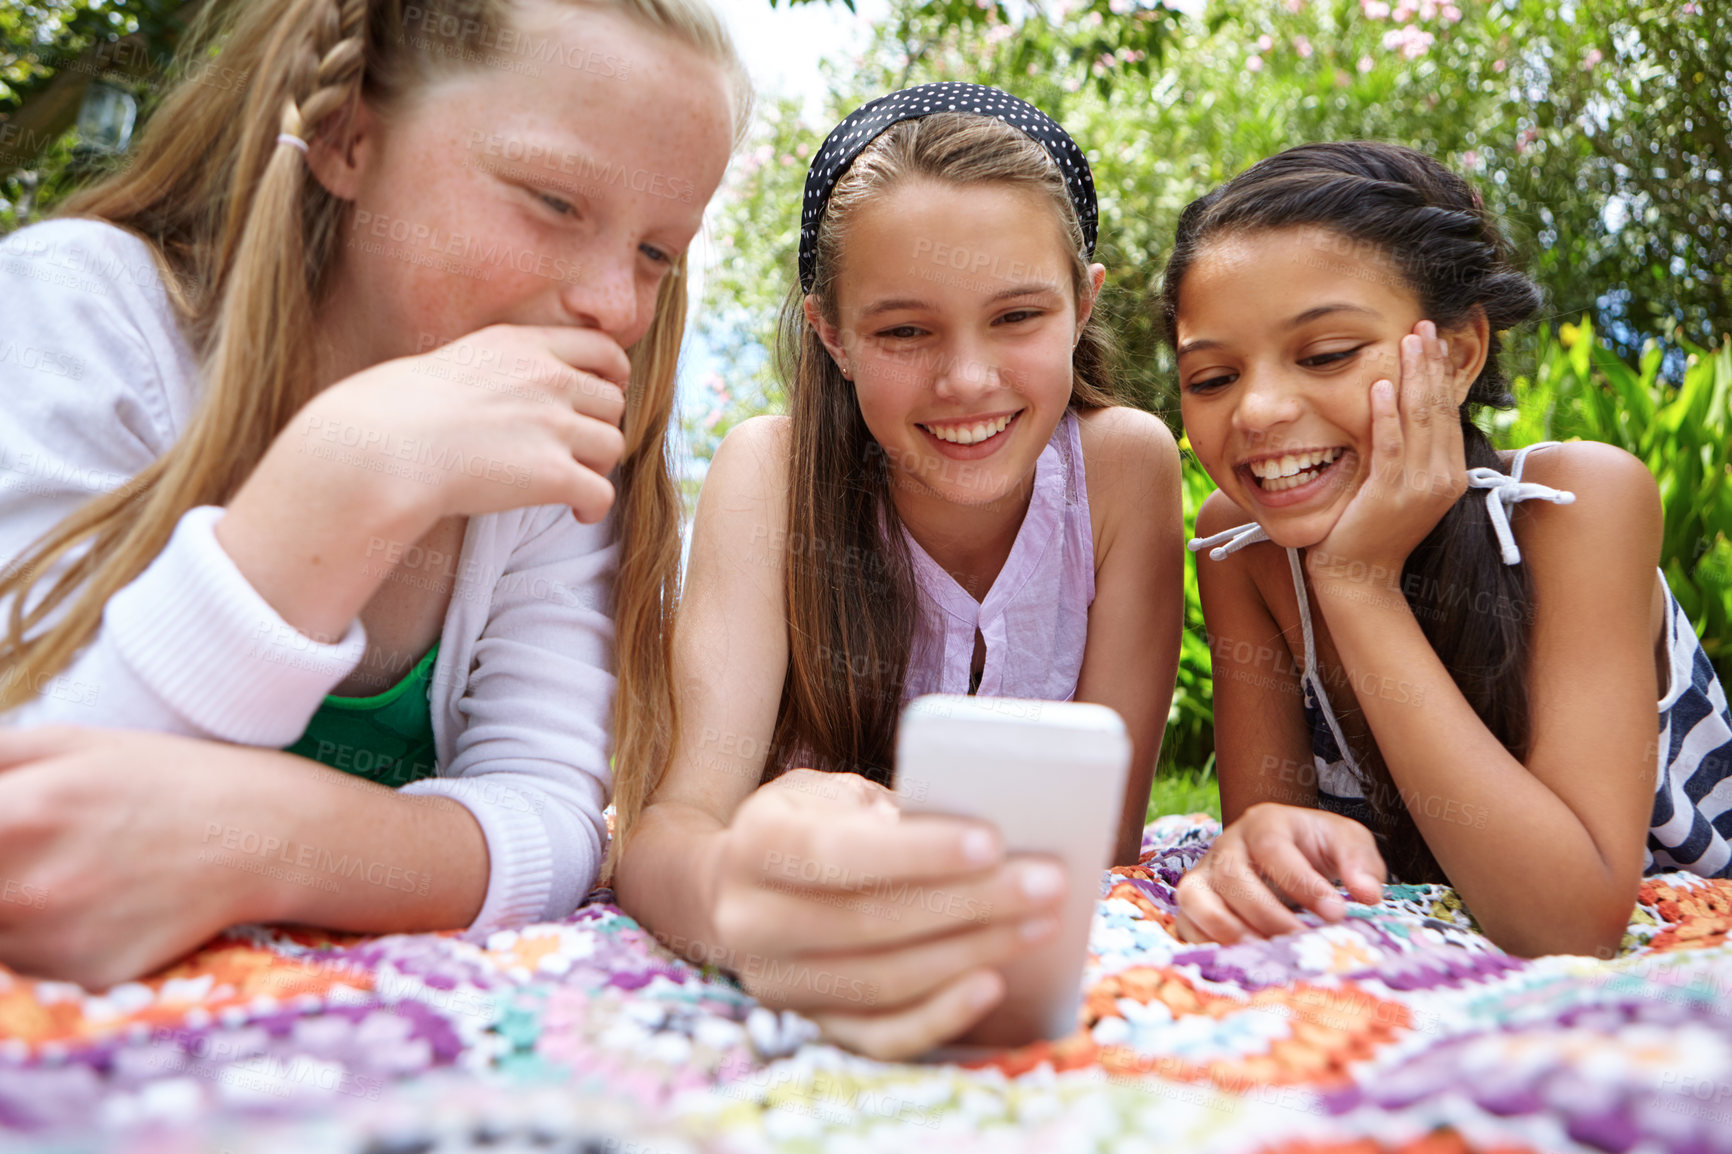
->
xmin=797 ymin=82 xmax=1098 ymax=293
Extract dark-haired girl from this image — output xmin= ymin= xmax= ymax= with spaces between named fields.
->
xmin=1169 ymin=141 xmax=1732 ymax=957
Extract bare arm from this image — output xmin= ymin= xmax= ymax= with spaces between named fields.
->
xmin=0 ymin=726 xmax=488 ymax=988
xmin=613 ymin=416 xmax=793 ymax=948
xmin=1192 ymin=489 xmax=1320 ymax=822
xmin=1312 ymin=442 xmax=1657 ymax=956
xmin=1073 ymin=408 xmax=1185 ymax=864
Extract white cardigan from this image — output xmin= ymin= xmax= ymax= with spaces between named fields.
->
xmin=0 ymin=219 xmax=615 ymax=938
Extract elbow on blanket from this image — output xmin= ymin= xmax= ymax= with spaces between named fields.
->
xmin=1482 ymin=902 xmax=1635 ymax=961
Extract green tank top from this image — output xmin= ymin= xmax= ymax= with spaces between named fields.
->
xmin=285 ymin=643 xmax=441 ymax=787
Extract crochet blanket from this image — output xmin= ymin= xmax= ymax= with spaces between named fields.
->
xmin=3 ymin=815 xmax=1730 ymax=1154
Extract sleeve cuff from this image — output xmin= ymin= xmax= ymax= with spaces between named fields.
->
xmin=105 ymin=505 xmax=367 ymax=745
xmin=401 ymin=775 xmax=558 ymax=939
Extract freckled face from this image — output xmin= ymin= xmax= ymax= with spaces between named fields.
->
xmin=1174 ymin=226 xmax=1429 ymax=548
xmin=827 ymin=179 xmax=1087 ymax=509
xmin=331 ymin=2 xmax=735 ymax=364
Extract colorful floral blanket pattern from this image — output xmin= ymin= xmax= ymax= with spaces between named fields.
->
xmin=4 ymin=815 xmax=1732 ymax=1153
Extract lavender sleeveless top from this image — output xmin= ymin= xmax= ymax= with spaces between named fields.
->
xmin=899 ymin=408 xmax=1096 ymax=702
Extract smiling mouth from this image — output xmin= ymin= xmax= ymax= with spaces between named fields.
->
xmin=1245 ymin=446 xmax=1347 ymax=492
xmin=918 ymin=412 xmax=1018 ymax=446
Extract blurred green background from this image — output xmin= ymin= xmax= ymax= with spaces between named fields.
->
xmin=685 ymin=0 xmax=1731 ymax=820
xmin=4 ymin=0 xmax=1728 ymax=822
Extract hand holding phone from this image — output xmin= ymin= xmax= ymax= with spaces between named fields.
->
xmin=894 ymin=695 xmax=1131 ymax=1049
xmin=705 ymin=768 xmax=1068 ymax=1061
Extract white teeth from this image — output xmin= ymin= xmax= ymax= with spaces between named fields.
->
xmin=922 ymin=413 xmax=1014 ymax=445
xmin=1248 ymin=447 xmax=1344 ymax=491
xmin=1248 ymin=447 xmax=1344 ymax=480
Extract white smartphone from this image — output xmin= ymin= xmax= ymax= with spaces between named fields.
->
xmin=892 ymin=694 xmax=1131 ymax=1050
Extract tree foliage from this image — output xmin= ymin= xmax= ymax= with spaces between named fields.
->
xmin=693 ymin=0 xmax=1727 ymax=459
xmin=1 ymin=0 xmax=210 ymax=228
xmin=692 ymin=0 xmax=1729 ymax=777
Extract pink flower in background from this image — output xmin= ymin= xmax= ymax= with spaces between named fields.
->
xmin=1462 ymin=149 xmax=1479 ymax=167
xmin=1492 ymin=57 xmax=1506 ymax=71
xmin=1287 ymin=0 xmax=1306 ymax=11
xmin=1382 ymin=24 xmax=1434 ymax=58
xmin=1392 ymin=0 xmax=1420 ymax=22
xmin=1361 ymin=0 xmax=1391 ymax=17
xmin=1257 ymin=33 xmax=1274 ymax=50
xmin=1295 ymin=34 xmax=1314 ymax=57
xmin=1583 ymin=47 xmax=1603 ymax=69
xmin=1682 ymin=1 xmax=1700 ymax=12
xmin=1247 ymin=55 xmax=1265 ymax=71
xmin=1418 ymin=0 xmax=1437 ymax=18
xmin=1358 ymin=53 xmax=1376 ymax=72
xmin=1441 ymin=3 xmax=1462 ymax=21
xmin=1110 ymin=0 xmax=1134 ymax=13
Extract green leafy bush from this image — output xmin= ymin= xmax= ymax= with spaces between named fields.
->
xmin=1495 ymin=320 xmax=1731 ymax=679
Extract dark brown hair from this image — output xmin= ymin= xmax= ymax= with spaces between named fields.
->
xmin=772 ymin=112 xmax=1124 ymax=785
xmin=1162 ymin=141 xmax=1545 ymax=882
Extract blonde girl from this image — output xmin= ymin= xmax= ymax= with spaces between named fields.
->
xmin=0 ymin=0 xmax=746 ymax=987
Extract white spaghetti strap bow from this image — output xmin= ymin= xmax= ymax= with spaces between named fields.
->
xmin=1466 ymin=467 xmax=1575 ymax=566
xmin=1186 ymin=521 xmax=1270 ymax=561
xmin=1185 ymin=472 xmax=1576 ymax=567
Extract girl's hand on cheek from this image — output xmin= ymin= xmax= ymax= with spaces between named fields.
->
xmin=707 ymin=769 xmax=1065 ymax=1060
xmin=1308 ymin=320 xmax=1467 ymax=586
xmin=1173 ymin=803 xmax=1386 ymax=944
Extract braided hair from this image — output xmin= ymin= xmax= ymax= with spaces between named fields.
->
xmin=0 ymin=0 xmax=752 ymax=816
xmin=1161 ymin=142 xmax=1545 ymax=882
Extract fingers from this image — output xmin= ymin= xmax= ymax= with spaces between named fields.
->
xmin=549 ymin=406 xmax=628 ymax=477
xmin=1205 ymin=847 xmax=1311 ymax=938
xmin=1368 ymin=375 xmax=1402 ymax=478
xmin=809 ymin=968 xmax=1003 ymax=1062
xmin=1399 ymin=321 xmax=1467 ymax=498
xmin=1313 ymin=821 xmax=1388 ymax=906
xmin=740 ymin=914 xmax=1054 ymax=1015
xmin=768 ymin=769 xmax=894 ymax=815
xmin=0 ymin=725 xmax=84 ymax=771
xmin=1171 ymin=905 xmax=1203 ymax=943
xmin=721 ymin=854 xmax=1065 ymax=954
xmin=543 ymin=459 xmax=617 ymax=525
xmin=556 ymin=370 xmax=627 ymax=428
xmin=738 ymin=797 xmax=1005 ymax=890
xmin=1241 ymin=835 xmax=1349 ymax=926
xmin=1173 ymin=870 xmax=1259 ymax=944
xmin=534 ymin=325 xmax=633 ymax=389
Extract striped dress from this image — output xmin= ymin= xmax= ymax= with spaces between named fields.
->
xmin=1188 ymin=441 xmax=1732 ymax=879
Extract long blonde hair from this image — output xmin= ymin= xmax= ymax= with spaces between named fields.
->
xmin=0 ymin=0 xmax=751 ymax=825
